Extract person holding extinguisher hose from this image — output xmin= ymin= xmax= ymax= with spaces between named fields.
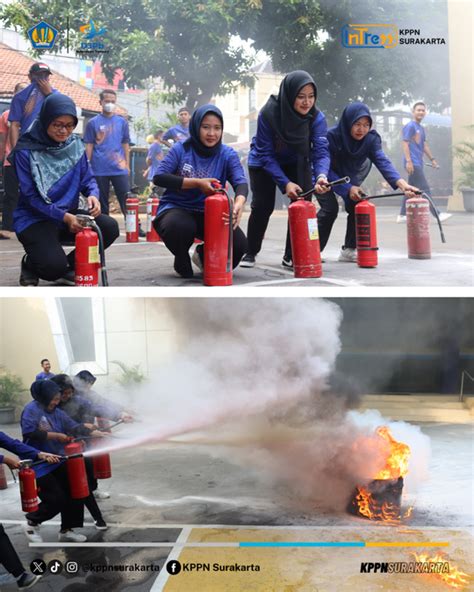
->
xmin=318 ymin=102 xmax=419 ymax=262
xmin=0 ymin=432 xmax=59 ymax=589
xmin=153 ymin=104 xmax=248 ymax=279
xmin=21 ymin=380 xmax=106 ymax=543
xmin=240 ymin=70 xmax=330 ymax=269
xmin=10 ymin=92 xmax=119 ymax=286
xmin=53 ymin=373 xmax=132 ymax=530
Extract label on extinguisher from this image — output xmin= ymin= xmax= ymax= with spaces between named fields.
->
xmin=126 ymin=213 xmax=137 ymax=233
xmin=307 ymin=218 xmax=319 ymax=240
xmin=146 ymin=214 xmax=152 ymax=233
xmin=88 ymin=245 xmax=100 ymax=263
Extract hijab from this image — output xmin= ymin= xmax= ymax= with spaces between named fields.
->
xmin=260 ymin=70 xmax=318 ymax=190
xmin=183 ymin=104 xmax=224 ymax=158
xmin=12 ymin=92 xmax=84 ymax=204
xmin=327 ymin=101 xmax=378 ymax=159
xmin=260 ymin=70 xmax=318 ymax=157
xmin=30 ymin=379 xmax=61 ymax=407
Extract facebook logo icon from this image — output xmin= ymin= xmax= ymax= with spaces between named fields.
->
xmin=166 ymin=560 xmax=182 ymax=575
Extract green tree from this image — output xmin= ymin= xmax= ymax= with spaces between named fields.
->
xmin=1 ymin=0 xmax=257 ymax=109
xmin=247 ymin=0 xmax=450 ymax=121
xmin=1 ymin=0 xmax=450 ymax=116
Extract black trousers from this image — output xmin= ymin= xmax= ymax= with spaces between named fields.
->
xmin=17 ymin=213 xmax=119 ymax=281
xmin=2 ymin=166 xmax=19 ymax=231
xmin=25 ymin=464 xmax=84 ymax=530
xmin=154 ymin=208 xmax=248 ymax=271
xmin=317 ymin=192 xmax=357 ymax=251
xmin=84 ymin=457 xmax=102 ymax=522
xmin=247 ymin=165 xmax=310 ymax=260
xmin=0 ymin=524 xmax=24 ymax=578
xmin=95 ymin=174 xmax=130 ymax=216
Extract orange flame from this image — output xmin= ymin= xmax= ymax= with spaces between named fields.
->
xmin=413 ymin=552 xmax=470 ymax=589
xmin=354 ymin=427 xmax=411 ymax=523
xmin=354 ymin=486 xmax=401 ymax=523
xmin=375 ymin=426 xmax=410 ymax=479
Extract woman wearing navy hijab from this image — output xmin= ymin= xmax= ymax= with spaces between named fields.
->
xmin=11 ymin=92 xmax=119 ymax=286
xmin=240 ymin=70 xmax=330 ymax=269
xmin=319 ymin=102 xmax=418 ymax=261
xmin=153 ymin=104 xmax=248 ymax=278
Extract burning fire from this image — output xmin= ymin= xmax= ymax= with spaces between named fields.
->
xmin=374 ymin=426 xmax=410 ymax=479
xmin=413 ymin=552 xmax=470 ymax=589
xmin=352 ymin=426 xmax=412 ymax=523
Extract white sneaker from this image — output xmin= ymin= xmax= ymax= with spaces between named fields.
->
xmin=23 ymin=523 xmax=42 ymax=543
xmin=396 ymin=215 xmax=407 ymax=223
xmin=58 ymin=530 xmax=87 ymax=543
xmin=338 ymin=248 xmax=357 ymax=262
xmin=191 ymin=248 xmax=203 ymax=271
xmin=94 ymin=489 xmax=110 ymax=500
xmin=439 ymin=212 xmax=452 ymax=222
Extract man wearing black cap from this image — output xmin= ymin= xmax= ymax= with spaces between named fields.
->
xmin=8 ymin=62 xmax=57 ymax=151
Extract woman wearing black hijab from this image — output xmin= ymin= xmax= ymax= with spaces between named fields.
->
xmin=11 ymin=92 xmax=119 ymax=286
xmin=240 ymin=70 xmax=330 ymax=268
xmin=153 ymin=104 xmax=248 ymax=278
xmin=320 ymin=102 xmax=419 ymax=261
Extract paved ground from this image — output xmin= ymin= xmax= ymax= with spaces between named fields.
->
xmin=1 ymin=208 xmax=473 ymax=287
xmin=0 ymin=421 xmax=472 ymax=591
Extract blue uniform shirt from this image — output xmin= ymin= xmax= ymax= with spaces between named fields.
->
xmin=147 ymin=142 xmax=163 ymax=180
xmin=84 ymin=114 xmax=130 ymax=176
xmin=156 ymin=142 xmax=247 ymax=215
xmin=35 ymin=371 xmax=56 ymax=381
xmin=327 ymin=131 xmax=401 ymax=202
xmin=247 ymin=110 xmax=330 ymax=192
xmin=0 ymin=431 xmax=40 ymax=466
xmin=163 ymin=124 xmax=190 ymax=143
xmin=402 ymin=120 xmax=426 ymax=168
xmin=13 ymin=150 xmax=98 ymax=234
xmin=8 ymin=82 xmax=58 ymax=132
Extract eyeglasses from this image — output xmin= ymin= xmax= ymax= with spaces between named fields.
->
xmin=50 ymin=122 xmax=76 ymax=131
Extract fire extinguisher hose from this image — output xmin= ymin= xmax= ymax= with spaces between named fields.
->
xmin=297 ymin=176 xmax=351 ymax=199
xmin=421 ymin=192 xmax=446 ymax=243
xmin=89 ymin=221 xmax=109 ymax=286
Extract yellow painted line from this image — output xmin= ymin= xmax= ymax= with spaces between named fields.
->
xmin=366 ymin=542 xmax=450 ymax=547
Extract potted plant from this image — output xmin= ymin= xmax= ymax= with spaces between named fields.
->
xmin=0 ymin=367 xmax=25 ymax=424
xmin=453 ymin=128 xmax=474 ymax=212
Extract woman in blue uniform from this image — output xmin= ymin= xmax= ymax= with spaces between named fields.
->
xmin=153 ymin=104 xmax=248 ymax=278
xmin=240 ymin=70 xmax=330 ymax=268
xmin=0 ymin=431 xmax=59 ymax=589
xmin=11 ymin=93 xmax=119 ymax=286
xmin=21 ymin=380 xmax=105 ymax=543
xmin=319 ymin=102 xmax=419 ymax=262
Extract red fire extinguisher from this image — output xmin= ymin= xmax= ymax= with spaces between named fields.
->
xmin=19 ymin=462 xmax=39 ymax=512
xmin=288 ymin=199 xmax=322 ymax=278
xmin=64 ymin=442 xmax=90 ymax=499
xmin=126 ymin=194 xmax=140 ymax=243
xmin=92 ymin=445 xmax=112 ymax=480
xmin=146 ymin=196 xmax=160 ymax=242
xmin=0 ymin=463 xmax=7 ymax=490
xmin=75 ymin=227 xmax=100 ymax=286
xmin=203 ymin=185 xmax=233 ymax=286
xmin=355 ymin=199 xmax=378 ymax=268
xmin=406 ymin=195 xmax=431 ymax=259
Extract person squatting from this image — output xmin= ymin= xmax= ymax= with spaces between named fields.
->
xmin=6 ymin=65 xmax=437 ymax=283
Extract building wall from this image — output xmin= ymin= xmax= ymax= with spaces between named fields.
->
xmin=0 ymin=298 xmax=179 ymax=389
xmin=448 ymin=0 xmax=474 ymax=211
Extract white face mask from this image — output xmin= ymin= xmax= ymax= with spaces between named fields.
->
xmin=103 ymin=102 xmax=116 ymax=113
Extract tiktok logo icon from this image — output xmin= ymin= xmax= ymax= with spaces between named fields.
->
xmin=48 ymin=559 xmax=63 ymax=574
xmin=166 ymin=560 xmax=182 ymax=575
